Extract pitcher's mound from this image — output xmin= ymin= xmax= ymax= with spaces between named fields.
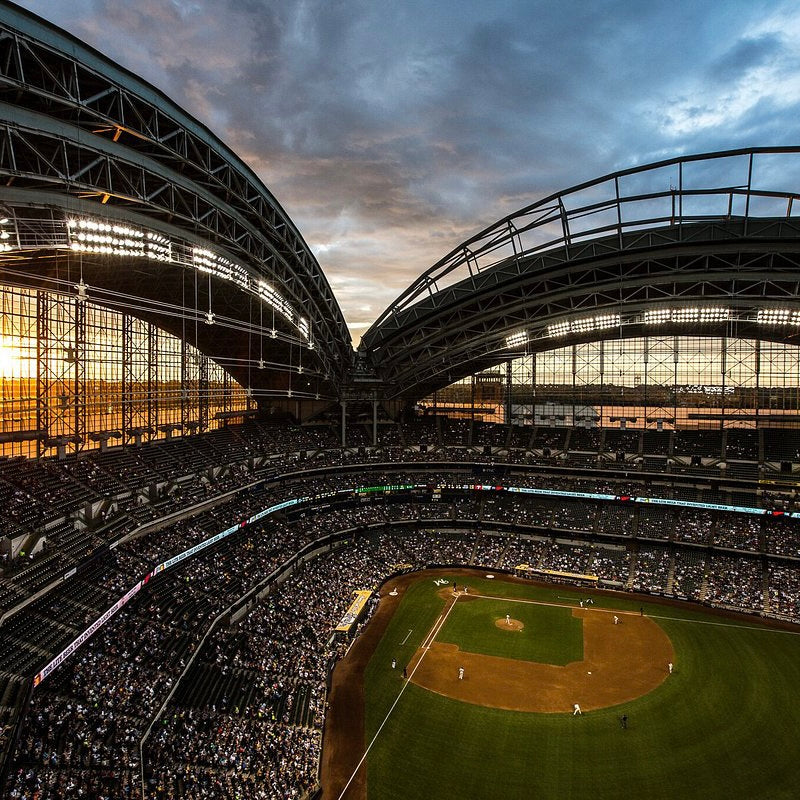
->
xmin=495 ymin=618 xmax=524 ymax=631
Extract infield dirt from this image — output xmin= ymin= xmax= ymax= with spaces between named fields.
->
xmin=321 ymin=568 xmax=671 ymax=800
xmin=409 ymin=590 xmax=673 ymax=712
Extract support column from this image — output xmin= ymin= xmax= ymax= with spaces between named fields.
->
xmin=720 ymin=337 xmax=727 ymax=430
xmin=148 ymin=322 xmax=158 ymax=434
xmin=180 ymin=337 xmax=188 ymax=431
xmin=599 ymin=340 xmax=605 ymax=426
xmin=74 ymin=298 xmax=86 ymax=452
xmin=571 ymin=344 xmax=577 ymax=426
xmin=36 ymin=290 xmax=46 ymax=459
xmin=122 ymin=314 xmax=130 ymax=443
xmin=372 ymin=398 xmax=378 ymax=446
xmin=199 ymin=354 xmax=209 ymax=432
xmin=470 ymin=375 xmax=476 ymax=424
xmin=341 ymin=400 xmax=347 ymax=447
xmin=673 ymin=336 xmax=679 ymax=428
xmin=505 ymin=359 xmax=512 ymax=427
xmin=755 ymin=339 xmax=761 ymax=427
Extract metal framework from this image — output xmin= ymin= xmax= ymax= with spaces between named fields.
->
xmin=505 ymin=337 xmax=800 ymax=430
xmin=0 ymin=4 xmax=353 ymax=400
xmin=361 ymin=148 xmax=800 ymax=401
xmin=0 ymin=284 xmax=250 ymax=457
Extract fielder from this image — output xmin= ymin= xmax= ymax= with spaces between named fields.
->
xmin=573 ymin=703 xmax=582 ymax=716
xmin=458 ymin=666 xmax=465 ymax=680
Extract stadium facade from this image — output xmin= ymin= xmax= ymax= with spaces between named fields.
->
xmin=0 ymin=2 xmax=798 ymax=453
xmin=1 ymin=3 xmax=800 ymax=799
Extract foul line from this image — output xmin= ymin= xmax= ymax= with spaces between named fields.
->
xmin=645 ymin=613 xmax=800 ymax=636
xmin=471 ymin=592 xmax=639 ymax=616
xmin=472 ymin=592 xmax=800 ymax=636
xmin=336 ymin=594 xmax=460 ymax=800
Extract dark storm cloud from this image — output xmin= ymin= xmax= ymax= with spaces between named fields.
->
xmin=15 ymin=0 xmax=800 ymax=336
xmin=710 ymin=34 xmax=782 ymax=83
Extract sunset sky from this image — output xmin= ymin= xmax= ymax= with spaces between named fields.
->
xmin=17 ymin=0 xmax=800 ymax=342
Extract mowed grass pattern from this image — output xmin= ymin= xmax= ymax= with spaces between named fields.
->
xmin=436 ymin=597 xmax=583 ymax=665
xmin=364 ymin=575 xmax=800 ymax=800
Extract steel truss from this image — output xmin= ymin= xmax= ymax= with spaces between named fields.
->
xmin=1 ymin=285 xmax=251 ymax=457
xmin=0 ymin=6 xmax=353 ymax=398
xmin=362 ymin=148 xmax=800 ymax=401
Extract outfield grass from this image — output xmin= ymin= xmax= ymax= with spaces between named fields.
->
xmin=363 ymin=574 xmax=800 ymax=800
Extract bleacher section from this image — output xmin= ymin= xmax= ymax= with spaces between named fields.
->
xmin=1 ymin=417 xmax=800 ymax=797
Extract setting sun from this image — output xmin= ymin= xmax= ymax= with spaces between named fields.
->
xmin=0 ymin=338 xmax=21 ymax=378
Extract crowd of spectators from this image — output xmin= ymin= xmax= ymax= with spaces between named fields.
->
xmin=4 ymin=418 xmax=800 ymax=796
xmin=589 ymin=546 xmax=629 ymax=584
xmin=632 ymin=547 xmax=671 ymax=594
xmin=705 ymin=554 xmax=764 ymax=610
xmin=673 ymin=510 xmax=714 ymax=544
xmin=551 ymin=501 xmax=595 ymax=531
xmin=0 ymin=416 xmax=790 ymax=599
xmin=540 ymin=541 xmax=593 ymax=574
xmin=767 ymin=563 xmax=800 ymax=619
xmin=714 ymin=514 xmax=761 ymax=551
xmin=471 ymin=533 xmax=508 ymax=567
xmin=499 ymin=538 xmax=545 ymax=570
xmin=143 ymin=530 xmax=421 ymax=798
xmin=766 ymin=519 xmax=800 ymax=558
xmin=671 ymin=550 xmax=706 ymax=601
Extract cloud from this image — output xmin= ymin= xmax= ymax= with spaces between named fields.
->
xmin=14 ymin=0 xmax=800 ymax=336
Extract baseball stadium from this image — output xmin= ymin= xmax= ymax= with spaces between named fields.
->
xmin=0 ymin=3 xmax=798 ymax=799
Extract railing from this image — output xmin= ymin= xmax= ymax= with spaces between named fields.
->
xmin=365 ymin=147 xmax=800 ymax=337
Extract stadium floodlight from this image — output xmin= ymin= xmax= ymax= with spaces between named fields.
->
xmin=644 ymin=307 xmax=729 ymax=324
xmin=505 ymin=330 xmax=529 ymax=349
xmin=699 ymin=307 xmax=729 ymax=322
xmin=257 ymin=286 xmax=314 ymax=344
xmin=298 ymin=317 xmax=313 ymax=346
xmin=145 ymin=232 xmax=172 ymax=262
xmin=547 ymin=321 xmax=571 ymax=337
xmin=67 ymin=216 xmax=172 ymax=262
xmin=192 ymin=247 xmax=249 ymax=290
xmin=671 ymin=308 xmax=699 ymax=322
xmin=258 ymin=281 xmax=295 ymax=325
xmin=68 ymin=217 xmax=147 ymax=258
xmin=0 ymin=217 xmax=14 ymax=252
xmin=65 ymin=214 xmax=315 ymax=346
xmin=549 ymin=313 xmax=621 ymax=337
xmin=644 ymin=309 xmax=671 ymax=324
xmin=592 ymin=314 xmax=620 ymax=330
xmin=757 ymin=308 xmax=797 ymax=325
